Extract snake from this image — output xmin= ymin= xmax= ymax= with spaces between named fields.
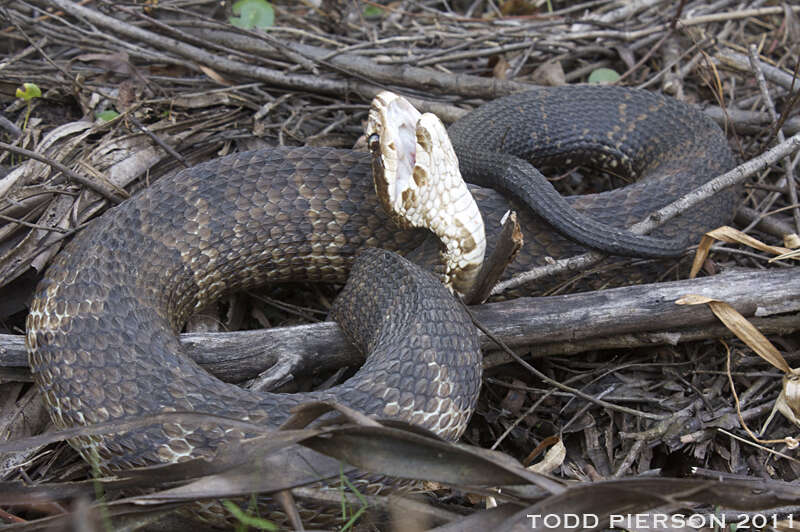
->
xmin=26 ymin=86 xmax=736 ymax=479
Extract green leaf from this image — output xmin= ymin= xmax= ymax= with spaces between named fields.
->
xmin=338 ymin=464 xmax=368 ymax=531
xmin=588 ymin=68 xmax=621 ymax=84
xmin=229 ymin=0 xmax=274 ymax=29
xmin=222 ymin=500 xmax=278 ymax=530
xmin=362 ymin=4 xmax=384 ymax=17
xmin=95 ymin=110 xmax=120 ymax=122
xmin=15 ymin=82 xmax=42 ymax=102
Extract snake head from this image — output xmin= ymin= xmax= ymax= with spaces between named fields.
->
xmin=366 ymin=91 xmax=486 ymax=297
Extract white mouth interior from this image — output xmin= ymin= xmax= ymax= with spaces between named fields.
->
xmin=386 ymin=98 xmax=421 ymax=202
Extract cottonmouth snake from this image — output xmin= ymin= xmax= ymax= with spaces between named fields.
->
xmin=26 ymin=86 xmax=736 ymax=474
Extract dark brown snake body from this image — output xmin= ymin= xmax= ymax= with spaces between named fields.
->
xmin=26 ymin=86 xmax=736 ymax=473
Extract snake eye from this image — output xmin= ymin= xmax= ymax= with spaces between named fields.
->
xmin=368 ymin=133 xmax=380 ymax=153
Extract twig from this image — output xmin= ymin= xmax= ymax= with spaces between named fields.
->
xmin=128 ymin=115 xmax=189 ymax=169
xmin=195 ymin=29 xmax=528 ymax=101
xmin=0 ymin=213 xmax=69 ymax=232
xmin=0 ymin=115 xmax=22 ymax=138
xmin=45 ymin=0 xmax=528 ymax=106
xmin=616 ymin=29 xmax=672 ymax=84
xmin=703 ymin=106 xmax=800 ymax=136
xmin=635 ymin=36 xmax=709 ymax=91
xmin=493 ymin=132 xmax=800 ymax=294
xmin=4 ymin=268 xmax=798 ymax=381
xmin=670 ymin=0 xmax=688 ymax=31
xmin=0 ymin=141 xmax=122 ymax=203
xmin=466 ymin=211 xmax=523 ymax=305
xmin=716 ymin=49 xmax=799 ymax=91
xmin=46 ymin=0 xmax=374 ymax=97
xmin=747 ymin=44 xmax=800 ymax=235
xmin=110 ymin=2 xmax=318 ymax=73
xmin=464 ymin=303 xmax=669 ymax=421
xmin=735 ymin=206 xmax=796 ymax=240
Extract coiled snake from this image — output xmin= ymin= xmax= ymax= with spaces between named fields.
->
xmin=26 ymin=86 xmax=736 ymax=475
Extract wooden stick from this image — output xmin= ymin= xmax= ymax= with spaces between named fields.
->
xmin=4 ymin=268 xmax=798 ymax=383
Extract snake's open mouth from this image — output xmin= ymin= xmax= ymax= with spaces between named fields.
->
xmin=367 ymin=92 xmax=421 ymax=210
xmin=386 ymin=96 xmax=418 ymax=201
xmin=366 ymin=91 xmax=486 ymax=296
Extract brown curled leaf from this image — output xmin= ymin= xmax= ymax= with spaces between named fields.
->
xmin=677 ymin=294 xmax=791 ymax=373
xmin=776 ymin=370 xmax=800 ymax=428
xmin=689 ymin=226 xmax=796 ymax=278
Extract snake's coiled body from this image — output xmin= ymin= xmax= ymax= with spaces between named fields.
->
xmin=452 ymin=86 xmax=737 ymax=271
xmin=26 ymin=86 xmax=736 ymax=472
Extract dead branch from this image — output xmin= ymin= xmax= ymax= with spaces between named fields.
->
xmin=3 ymin=268 xmax=798 ymax=384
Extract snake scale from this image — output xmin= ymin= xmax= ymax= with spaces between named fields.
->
xmin=26 ymin=86 xmax=736 ymax=474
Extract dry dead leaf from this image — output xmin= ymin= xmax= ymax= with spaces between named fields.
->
xmin=677 ymin=295 xmax=790 ymax=372
xmin=199 ymin=65 xmax=233 ymax=85
xmin=776 ymin=370 xmax=800 ymax=428
xmin=775 ymin=518 xmax=800 ymax=531
xmin=689 ymin=226 xmax=795 ymax=278
xmin=783 ymin=2 xmax=800 ymax=44
xmin=678 ymin=295 xmax=800 ymax=431
xmin=499 ymin=0 xmax=539 ymax=16
xmin=773 ymin=247 xmax=800 ymax=261
xmin=170 ymin=92 xmax=239 ymax=109
xmin=522 ymin=434 xmax=559 ymax=467
xmin=530 ymin=60 xmax=566 ymax=86
xmin=499 ymin=379 xmax=527 ymax=413
xmin=492 ymin=56 xmax=510 ymax=80
xmin=526 ymin=437 xmax=565 ymax=475
xmin=783 ymin=233 xmax=800 ymax=248
xmin=75 ymin=51 xmax=138 ymax=77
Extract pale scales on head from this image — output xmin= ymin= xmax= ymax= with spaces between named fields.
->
xmin=366 ymin=91 xmax=486 ymax=297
